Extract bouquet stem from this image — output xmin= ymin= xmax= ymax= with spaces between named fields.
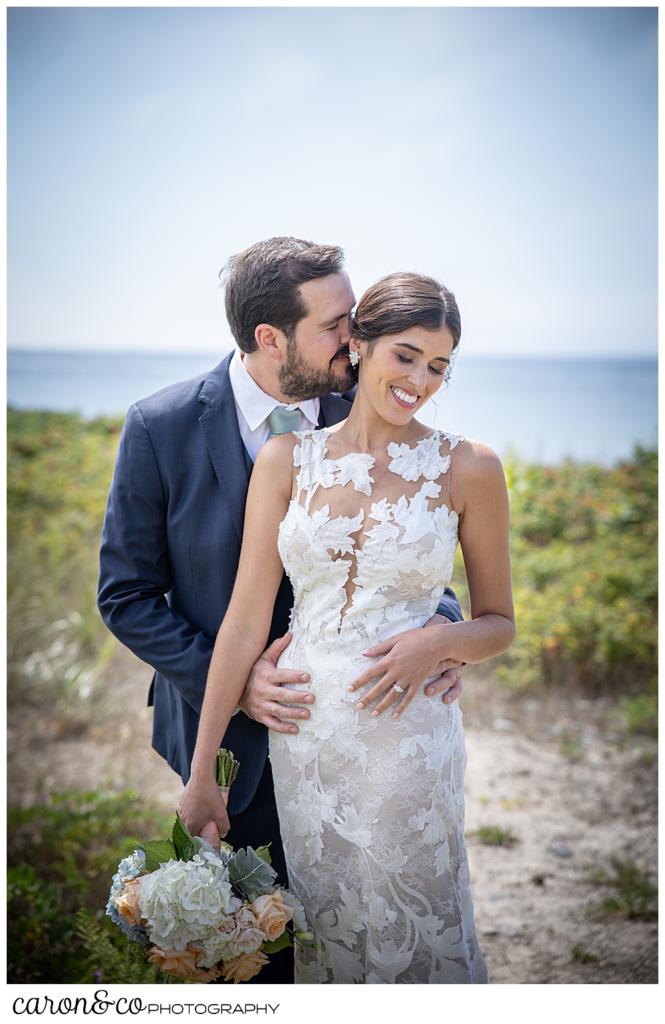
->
xmin=216 ymin=748 xmax=240 ymax=791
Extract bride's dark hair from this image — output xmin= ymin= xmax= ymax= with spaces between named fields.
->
xmin=351 ymin=272 xmax=461 ymax=353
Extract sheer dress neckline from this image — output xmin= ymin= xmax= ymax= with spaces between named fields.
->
xmin=320 ymin=425 xmax=441 ymax=458
xmin=279 ymin=426 xmax=464 ymax=637
xmin=296 ymin=426 xmax=464 ymax=490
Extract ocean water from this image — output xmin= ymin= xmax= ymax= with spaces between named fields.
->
xmin=7 ymin=349 xmax=657 ymax=465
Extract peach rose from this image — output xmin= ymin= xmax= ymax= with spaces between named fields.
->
xmin=251 ymin=891 xmax=294 ymax=941
xmin=116 ymin=879 xmax=143 ymax=926
xmin=221 ymin=950 xmax=270 ymax=984
xmin=148 ymin=944 xmax=220 ymax=982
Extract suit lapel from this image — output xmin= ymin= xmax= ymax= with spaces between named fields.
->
xmin=198 ymin=353 xmax=249 ymax=543
xmin=198 ymin=357 xmax=355 ymax=541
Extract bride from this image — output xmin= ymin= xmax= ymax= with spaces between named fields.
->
xmin=180 ymin=272 xmax=514 ymax=984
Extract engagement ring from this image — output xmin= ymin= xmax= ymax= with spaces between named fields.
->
xmin=392 ymin=683 xmax=405 ymax=693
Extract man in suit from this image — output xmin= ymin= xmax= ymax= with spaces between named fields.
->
xmin=97 ymin=236 xmax=464 ymax=983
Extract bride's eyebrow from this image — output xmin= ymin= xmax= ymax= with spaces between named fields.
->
xmin=394 ymin=342 xmax=450 ymax=364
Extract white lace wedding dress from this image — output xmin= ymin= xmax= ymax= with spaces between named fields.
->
xmin=270 ymin=427 xmax=488 ymax=984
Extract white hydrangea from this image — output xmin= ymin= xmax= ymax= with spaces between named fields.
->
xmin=139 ymin=850 xmax=241 ymax=952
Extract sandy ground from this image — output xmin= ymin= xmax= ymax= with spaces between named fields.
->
xmin=8 ymin=650 xmax=658 ymax=985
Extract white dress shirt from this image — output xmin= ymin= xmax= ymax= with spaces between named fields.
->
xmin=228 ymin=349 xmax=320 ymax=462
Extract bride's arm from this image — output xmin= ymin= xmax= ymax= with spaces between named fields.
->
xmin=179 ymin=434 xmax=295 ymax=838
xmin=443 ymin=439 xmax=515 ymax=662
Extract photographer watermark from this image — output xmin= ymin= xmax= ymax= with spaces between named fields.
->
xmin=11 ymin=992 xmax=280 ymax=1017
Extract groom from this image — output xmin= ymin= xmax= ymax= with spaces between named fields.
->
xmin=97 ymin=236 xmax=464 ymax=983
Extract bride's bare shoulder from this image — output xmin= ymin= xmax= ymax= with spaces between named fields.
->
xmin=450 ymin=436 xmax=507 ymax=498
xmin=254 ymin=431 xmax=301 ymax=473
xmin=453 ymin=435 xmax=502 ymax=466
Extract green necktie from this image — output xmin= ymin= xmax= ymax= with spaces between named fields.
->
xmin=266 ymin=407 xmax=303 ymax=437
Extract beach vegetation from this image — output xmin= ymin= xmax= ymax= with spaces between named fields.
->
xmin=7 ymin=789 xmax=173 ymax=983
xmin=586 ymin=857 xmax=658 ymax=923
xmin=452 ymin=445 xmax=657 ymax=707
xmin=6 ymin=410 xmax=658 ymax=981
xmin=472 ymin=825 xmax=519 ymax=848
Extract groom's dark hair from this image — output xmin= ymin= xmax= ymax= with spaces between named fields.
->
xmin=222 ymin=236 xmax=345 ymax=353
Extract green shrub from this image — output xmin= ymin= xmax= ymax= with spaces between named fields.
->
xmin=7 ymin=789 xmax=173 ymax=983
xmin=452 ymin=446 xmax=657 ymax=696
xmin=472 ymin=825 xmax=518 ymax=848
xmin=619 ymin=683 xmax=658 ymax=738
xmin=9 ymin=411 xmax=657 ymax=709
xmin=7 ymin=409 xmax=123 ymax=711
xmin=73 ymin=910 xmax=166 ymax=984
xmin=587 ymin=858 xmax=658 ymax=923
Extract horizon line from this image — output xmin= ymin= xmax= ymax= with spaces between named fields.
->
xmin=7 ymin=347 xmax=658 ymax=361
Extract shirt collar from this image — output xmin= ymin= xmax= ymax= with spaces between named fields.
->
xmin=229 ymin=349 xmax=320 ymax=431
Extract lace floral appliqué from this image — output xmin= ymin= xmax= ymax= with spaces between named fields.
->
xmin=270 ymin=427 xmax=487 ymax=985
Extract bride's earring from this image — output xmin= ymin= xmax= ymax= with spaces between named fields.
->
xmin=430 ymin=395 xmax=440 ymax=430
xmin=442 ymin=351 xmax=457 ymax=390
xmin=349 ymin=349 xmax=360 ymax=367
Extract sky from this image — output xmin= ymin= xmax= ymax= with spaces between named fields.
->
xmin=7 ymin=5 xmax=658 ymax=357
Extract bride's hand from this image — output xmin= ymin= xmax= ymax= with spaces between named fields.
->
xmin=348 ymin=625 xmax=457 ymax=719
xmin=179 ymin=775 xmax=230 ymax=840
xmin=198 ymin=819 xmax=223 ymax=850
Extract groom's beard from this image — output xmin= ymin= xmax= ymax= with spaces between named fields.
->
xmin=278 ymin=337 xmax=355 ymax=401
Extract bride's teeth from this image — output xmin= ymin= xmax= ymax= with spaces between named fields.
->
xmin=392 ymin=386 xmax=417 ymax=405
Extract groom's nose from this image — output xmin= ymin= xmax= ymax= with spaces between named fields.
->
xmin=339 ymin=314 xmax=352 ymax=345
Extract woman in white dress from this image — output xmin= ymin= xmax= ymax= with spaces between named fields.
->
xmin=181 ymin=273 xmax=514 ymax=984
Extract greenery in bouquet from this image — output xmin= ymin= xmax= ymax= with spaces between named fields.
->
xmin=106 ymin=751 xmax=313 ymax=983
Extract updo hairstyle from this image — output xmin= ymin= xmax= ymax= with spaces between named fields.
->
xmin=351 ymin=272 xmax=461 ymax=354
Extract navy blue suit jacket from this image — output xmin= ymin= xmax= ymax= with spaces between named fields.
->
xmin=97 ymin=352 xmax=462 ymax=813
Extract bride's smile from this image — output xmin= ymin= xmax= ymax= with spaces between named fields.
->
xmin=343 ymin=323 xmax=455 ymax=450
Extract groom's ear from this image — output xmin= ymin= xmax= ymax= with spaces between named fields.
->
xmin=254 ymin=323 xmax=286 ymax=362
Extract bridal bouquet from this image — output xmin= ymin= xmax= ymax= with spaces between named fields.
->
xmin=106 ymin=750 xmax=312 ymax=983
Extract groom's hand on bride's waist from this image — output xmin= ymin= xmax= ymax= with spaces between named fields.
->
xmin=237 ymin=632 xmax=315 ymax=735
xmin=424 ymin=664 xmax=464 ymax=705
xmin=423 ymin=612 xmax=463 ymax=705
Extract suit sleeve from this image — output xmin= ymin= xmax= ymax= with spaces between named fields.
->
xmin=436 ymin=587 xmax=464 ymax=623
xmin=97 ymin=403 xmax=212 ymax=714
